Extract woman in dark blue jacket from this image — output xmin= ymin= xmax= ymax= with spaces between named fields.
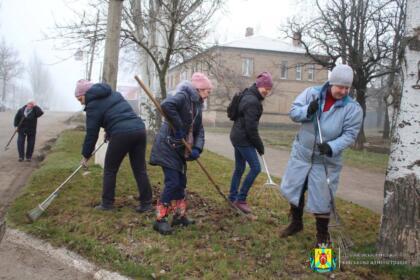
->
xmin=150 ymin=72 xmax=212 ymax=235
xmin=74 ymin=80 xmax=152 ymax=212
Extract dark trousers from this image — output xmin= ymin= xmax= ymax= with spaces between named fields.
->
xmin=229 ymin=146 xmax=261 ymax=202
xmin=160 ymin=167 xmax=187 ymax=204
xmin=102 ymin=130 xmax=152 ymax=206
xmin=17 ymin=131 xmax=36 ymax=159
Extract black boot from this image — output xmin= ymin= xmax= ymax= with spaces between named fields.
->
xmin=171 ymin=199 xmax=195 ymax=227
xmin=153 ymin=218 xmax=173 ymax=235
xmin=172 ymin=215 xmax=195 ymax=227
xmin=153 ymin=202 xmax=172 ymax=235
xmin=315 ymin=214 xmax=331 ymax=247
xmin=94 ymin=203 xmax=114 ymax=211
xmin=135 ymin=201 xmax=153 ymax=213
xmin=280 ymin=204 xmax=304 ymax=237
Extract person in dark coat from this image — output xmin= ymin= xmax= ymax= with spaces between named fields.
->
xmin=150 ymin=72 xmax=212 ymax=235
xmin=74 ymin=80 xmax=153 ymax=213
xmin=229 ymin=72 xmax=273 ymax=214
xmin=14 ymin=100 xmax=44 ymax=162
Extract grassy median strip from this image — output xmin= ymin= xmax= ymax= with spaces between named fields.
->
xmin=7 ymin=130 xmax=415 ymax=279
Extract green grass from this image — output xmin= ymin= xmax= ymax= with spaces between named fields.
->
xmin=7 ymin=130 xmax=416 ymax=279
xmin=205 ymin=126 xmax=389 ymax=173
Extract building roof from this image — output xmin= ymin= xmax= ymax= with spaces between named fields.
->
xmin=168 ymin=35 xmax=309 ymax=71
xmin=219 ymin=35 xmax=306 ymax=54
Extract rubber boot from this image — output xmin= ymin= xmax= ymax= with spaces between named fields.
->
xmin=281 ymin=182 xmax=306 ymax=238
xmin=153 ymin=202 xmax=173 ymax=235
xmin=280 ymin=203 xmax=304 ymax=237
xmin=171 ymin=199 xmax=195 ymax=227
xmin=135 ymin=200 xmax=153 ymax=213
xmin=315 ymin=214 xmax=331 ymax=247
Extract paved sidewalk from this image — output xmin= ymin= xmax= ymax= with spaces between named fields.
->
xmin=204 ymin=132 xmax=385 ymax=214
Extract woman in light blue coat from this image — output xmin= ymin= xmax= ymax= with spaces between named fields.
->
xmin=280 ymin=64 xmax=363 ymax=245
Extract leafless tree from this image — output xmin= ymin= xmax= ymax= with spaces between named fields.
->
xmin=0 ymin=38 xmax=24 ymax=104
xmin=283 ymin=0 xmax=405 ymax=149
xmin=28 ymin=52 xmax=53 ymax=108
xmin=50 ymin=0 xmax=222 ymax=128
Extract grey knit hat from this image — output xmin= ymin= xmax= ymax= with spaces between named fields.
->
xmin=329 ymin=64 xmax=353 ymax=87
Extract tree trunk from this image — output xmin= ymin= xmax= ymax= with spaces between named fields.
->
xmin=1 ymin=79 xmax=6 ymax=102
xmin=102 ymin=0 xmax=123 ymax=90
xmin=354 ymin=87 xmax=367 ymax=149
xmin=382 ymin=104 xmax=390 ymax=139
xmin=378 ymin=0 xmax=420 ymax=265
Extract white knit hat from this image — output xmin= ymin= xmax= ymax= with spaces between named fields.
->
xmin=329 ymin=64 xmax=353 ymax=87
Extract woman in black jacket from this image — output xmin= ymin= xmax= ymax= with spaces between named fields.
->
xmin=229 ymin=72 xmax=273 ymax=214
xmin=14 ymin=100 xmax=44 ymax=162
xmin=74 ymin=80 xmax=152 ymax=213
xmin=150 ymin=72 xmax=212 ymax=235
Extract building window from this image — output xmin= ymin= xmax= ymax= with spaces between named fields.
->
xmin=280 ymin=61 xmax=288 ymax=79
xmin=296 ymin=64 xmax=302 ymax=80
xmin=242 ymin=58 xmax=253 ymax=77
xmin=307 ymin=64 xmax=315 ymax=81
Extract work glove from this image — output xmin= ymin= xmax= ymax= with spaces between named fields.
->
xmin=257 ymin=146 xmax=265 ymax=156
xmin=104 ymin=132 xmax=110 ymax=143
xmin=174 ymin=129 xmax=186 ymax=141
xmin=318 ymin=143 xmax=332 ymax=157
xmin=307 ymin=99 xmax=319 ymax=116
xmin=188 ymin=148 xmax=200 ymax=160
xmin=80 ymin=157 xmax=89 ymax=168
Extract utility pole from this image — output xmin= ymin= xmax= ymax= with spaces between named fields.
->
xmin=102 ymin=0 xmax=123 ymax=90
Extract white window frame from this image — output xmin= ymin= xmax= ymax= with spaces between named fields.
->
xmin=280 ymin=61 xmax=288 ymax=79
xmin=296 ymin=64 xmax=302 ymax=80
xmin=242 ymin=58 xmax=253 ymax=77
xmin=308 ymin=64 xmax=315 ymax=81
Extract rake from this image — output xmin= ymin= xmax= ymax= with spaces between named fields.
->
xmin=256 ymin=155 xmax=278 ymax=197
xmin=4 ymin=117 xmax=25 ymax=151
xmin=26 ymin=142 xmax=106 ymax=222
xmin=134 ymin=75 xmax=254 ymax=220
xmin=256 ymin=155 xmax=285 ymax=221
xmin=315 ymin=112 xmax=353 ymax=255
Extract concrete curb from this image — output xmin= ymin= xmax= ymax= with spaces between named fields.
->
xmin=4 ymin=227 xmax=131 ymax=280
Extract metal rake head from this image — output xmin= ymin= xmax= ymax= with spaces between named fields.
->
xmin=263 ymin=178 xmax=277 ymax=188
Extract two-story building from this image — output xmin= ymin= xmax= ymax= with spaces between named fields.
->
xmin=167 ymin=30 xmax=328 ymax=126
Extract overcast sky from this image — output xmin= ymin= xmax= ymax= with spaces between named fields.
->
xmin=0 ymin=0 xmax=299 ymax=111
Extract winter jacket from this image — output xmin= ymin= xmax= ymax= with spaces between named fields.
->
xmin=280 ymin=82 xmax=363 ymax=213
xmin=229 ymin=84 xmax=265 ymax=154
xmin=14 ymin=105 xmax=44 ymax=134
xmin=150 ymin=81 xmax=205 ymax=172
xmin=82 ymin=83 xmax=145 ymax=158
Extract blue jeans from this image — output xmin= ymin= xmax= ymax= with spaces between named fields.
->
xmin=160 ymin=167 xmax=187 ymax=204
xmin=229 ymin=146 xmax=261 ymax=202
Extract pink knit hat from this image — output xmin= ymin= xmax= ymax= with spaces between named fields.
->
xmin=256 ymin=71 xmax=273 ymax=88
xmin=191 ymin=72 xmax=213 ymax=90
xmin=75 ymin=79 xmax=94 ymax=97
